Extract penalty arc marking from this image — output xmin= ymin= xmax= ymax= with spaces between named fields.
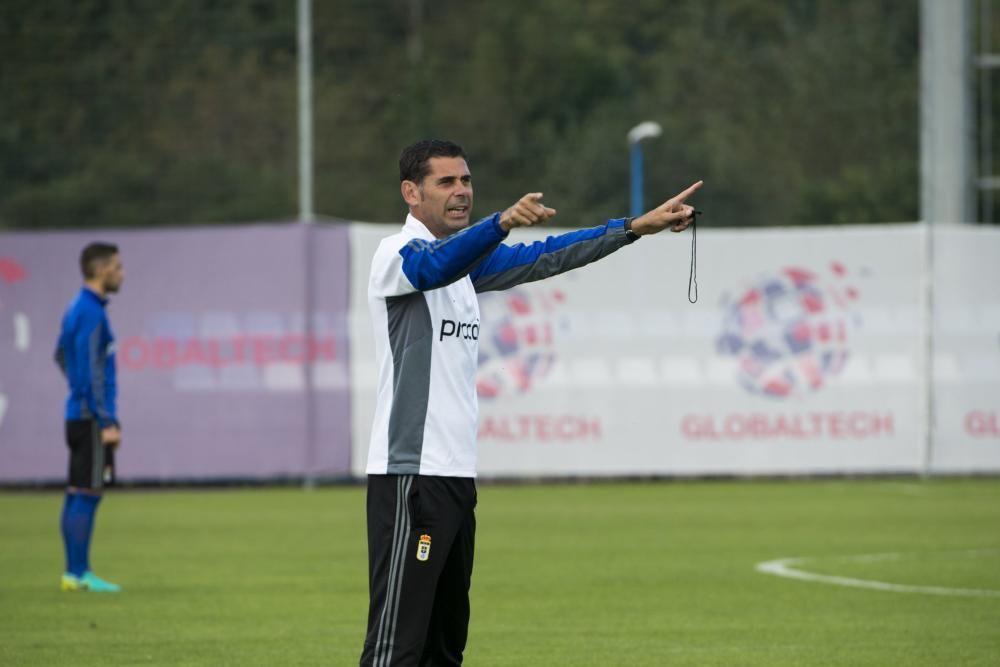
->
xmin=756 ymin=551 xmax=1000 ymax=598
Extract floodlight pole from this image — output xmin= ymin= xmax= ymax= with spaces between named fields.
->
xmin=628 ymin=121 xmax=663 ymax=218
xmin=918 ymin=0 xmax=972 ymax=479
xmin=920 ymin=0 xmax=973 ymax=227
xmin=297 ymin=0 xmax=314 ymax=223
xmin=298 ymin=0 xmax=319 ymax=489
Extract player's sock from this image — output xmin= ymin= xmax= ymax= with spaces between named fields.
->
xmin=80 ymin=494 xmax=102 ymax=573
xmin=64 ymin=492 xmax=102 ymax=577
xmin=60 ymin=492 xmax=75 ymax=575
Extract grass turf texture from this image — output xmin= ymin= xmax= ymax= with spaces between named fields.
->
xmin=1 ymin=479 xmax=999 ymax=666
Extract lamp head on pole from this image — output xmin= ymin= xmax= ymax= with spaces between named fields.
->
xmin=627 ymin=121 xmax=663 ymax=146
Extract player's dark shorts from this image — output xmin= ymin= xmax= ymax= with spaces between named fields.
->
xmin=65 ymin=420 xmax=115 ymax=490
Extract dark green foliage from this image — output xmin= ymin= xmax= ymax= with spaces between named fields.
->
xmin=0 ymin=0 xmax=975 ymax=230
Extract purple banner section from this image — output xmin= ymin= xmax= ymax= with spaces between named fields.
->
xmin=0 ymin=223 xmax=351 ymax=483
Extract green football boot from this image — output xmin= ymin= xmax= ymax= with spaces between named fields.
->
xmin=80 ymin=571 xmax=122 ymax=592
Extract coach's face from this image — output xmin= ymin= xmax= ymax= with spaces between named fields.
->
xmin=100 ymin=254 xmax=124 ymax=294
xmin=403 ymin=156 xmax=473 ymax=239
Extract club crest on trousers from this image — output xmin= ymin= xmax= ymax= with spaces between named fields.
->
xmin=417 ymin=534 xmax=431 ymax=562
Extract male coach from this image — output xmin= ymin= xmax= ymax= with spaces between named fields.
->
xmin=361 ymin=139 xmax=700 ymax=665
xmin=55 ymin=242 xmax=124 ymax=593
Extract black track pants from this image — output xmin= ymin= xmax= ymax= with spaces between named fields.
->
xmin=360 ymin=474 xmax=477 ymax=667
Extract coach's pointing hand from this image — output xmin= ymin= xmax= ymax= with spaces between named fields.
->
xmin=631 ymin=180 xmax=703 ymax=235
xmin=499 ymin=193 xmax=557 ymax=232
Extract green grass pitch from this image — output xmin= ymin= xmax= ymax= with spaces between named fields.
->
xmin=1 ymin=479 xmax=999 ymax=666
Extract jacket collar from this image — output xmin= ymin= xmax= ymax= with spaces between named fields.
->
xmin=404 ymin=213 xmax=437 ymax=241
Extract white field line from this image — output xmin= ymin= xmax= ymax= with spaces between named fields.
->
xmin=756 ymin=551 xmax=1000 ymax=598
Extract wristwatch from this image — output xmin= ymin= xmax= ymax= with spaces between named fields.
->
xmin=624 ymin=217 xmax=641 ymax=243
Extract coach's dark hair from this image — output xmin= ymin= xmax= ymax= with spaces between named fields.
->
xmin=80 ymin=242 xmax=119 ymax=279
xmin=399 ymin=139 xmax=466 ymax=184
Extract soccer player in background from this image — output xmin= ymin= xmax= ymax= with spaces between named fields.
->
xmin=360 ymin=139 xmax=701 ymax=665
xmin=54 ymin=242 xmax=124 ymax=592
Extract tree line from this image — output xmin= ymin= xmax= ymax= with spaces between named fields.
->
xmin=0 ymin=1 xmax=944 ymax=230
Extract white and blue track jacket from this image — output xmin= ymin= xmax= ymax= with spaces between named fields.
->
xmin=367 ymin=212 xmax=635 ymax=477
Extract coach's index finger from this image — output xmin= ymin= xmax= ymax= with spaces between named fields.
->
xmin=672 ymin=180 xmax=704 ymax=204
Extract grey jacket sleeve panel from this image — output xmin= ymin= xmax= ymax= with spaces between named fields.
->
xmin=471 ymin=218 xmax=634 ymax=293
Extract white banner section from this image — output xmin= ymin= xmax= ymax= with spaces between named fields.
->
xmin=351 ymin=223 xmax=928 ymax=477
xmin=930 ymin=226 xmax=1000 ymax=472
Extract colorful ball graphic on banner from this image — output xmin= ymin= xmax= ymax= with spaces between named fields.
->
xmin=716 ymin=263 xmax=860 ymax=398
xmin=476 ymin=287 xmax=567 ymax=399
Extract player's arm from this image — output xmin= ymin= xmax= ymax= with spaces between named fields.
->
xmin=54 ymin=340 xmax=68 ymax=379
xmin=370 ymin=215 xmax=510 ymax=297
xmin=104 ymin=356 xmax=118 ymax=442
xmin=71 ymin=310 xmax=118 ymax=432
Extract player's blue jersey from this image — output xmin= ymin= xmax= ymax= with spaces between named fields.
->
xmin=55 ymin=287 xmax=118 ymax=427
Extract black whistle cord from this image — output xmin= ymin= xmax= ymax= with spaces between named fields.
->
xmin=688 ymin=212 xmax=699 ymax=304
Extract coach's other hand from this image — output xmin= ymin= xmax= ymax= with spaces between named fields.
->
xmin=499 ymin=193 xmax=557 ymax=232
xmin=631 ymin=180 xmax=703 ymax=235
